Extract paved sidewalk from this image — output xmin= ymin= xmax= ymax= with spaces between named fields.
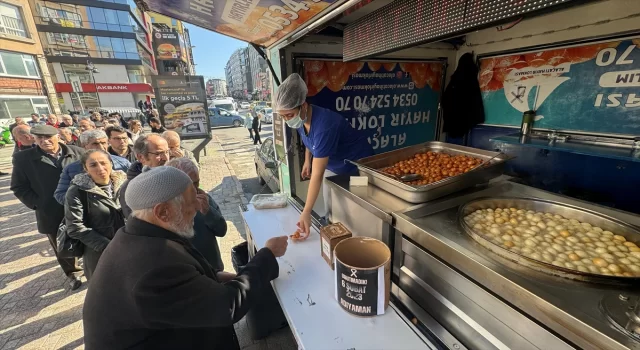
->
xmin=0 ymin=135 xmax=294 ymax=349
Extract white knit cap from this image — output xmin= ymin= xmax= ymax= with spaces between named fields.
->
xmin=125 ymin=166 xmax=192 ymax=210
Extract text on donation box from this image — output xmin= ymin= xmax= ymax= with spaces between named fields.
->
xmin=335 ymin=261 xmax=385 ymax=316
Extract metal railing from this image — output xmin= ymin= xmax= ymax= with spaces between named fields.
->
xmin=0 ymin=15 xmax=27 ymax=38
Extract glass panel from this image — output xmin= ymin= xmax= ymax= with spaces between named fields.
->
xmin=71 ymin=92 xmax=99 ymax=110
xmin=104 ymin=9 xmax=118 ymax=24
xmin=0 ymin=51 xmax=27 ymax=76
xmin=0 ymin=2 xmax=27 ymax=38
xmin=126 ymin=52 xmax=139 ymax=60
xmin=111 ymin=37 xmax=124 ymax=52
xmin=22 ymin=56 xmax=38 ymax=77
xmin=89 ymin=7 xmax=106 ymax=30
xmin=97 ymin=37 xmax=113 ymax=51
xmin=123 ymin=39 xmax=137 ymax=52
xmin=115 ymin=52 xmax=127 ymax=59
xmin=32 ymin=98 xmax=47 ymax=104
xmin=116 ymin=11 xmax=130 ymax=26
xmin=4 ymin=98 xmax=34 ymax=117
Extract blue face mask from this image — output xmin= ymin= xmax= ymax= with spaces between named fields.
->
xmin=285 ymin=105 xmax=305 ymax=129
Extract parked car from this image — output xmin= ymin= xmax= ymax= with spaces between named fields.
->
xmin=258 ymin=108 xmax=274 ymax=123
xmin=208 ymin=99 xmax=238 ymax=114
xmin=208 ymin=107 xmax=244 ymax=127
xmin=240 ymin=101 xmax=250 ymax=109
xmin=254 ymin=137 xmax=279 ymax=192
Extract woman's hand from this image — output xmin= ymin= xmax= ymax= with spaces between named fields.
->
xmin=195 ymin=189 xmax=210 ymax=214
xmin=296 ymin=211 xmax=312 ymax=240
xmin=301 ymin=161 xmax=311 ymax=179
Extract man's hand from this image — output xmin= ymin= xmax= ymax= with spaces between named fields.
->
xmin=170 ymin=147 xmax=185 ymax=159
xmin=195 ymin=189 xmax=209 ymax=214
xmin=265 ymin=236 xmax=288 ymax=257
xmin=216 ymin=271 xmax=237 ymax=282
xmin=301 ymin=161 xmax=311 ymax=179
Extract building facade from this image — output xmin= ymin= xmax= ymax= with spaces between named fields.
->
xmin=247 ymin=45 xmax=267 ymax=100
xmin=30 ymin=0 xmax=157 ymax=111
xmin=224 ymin=47 xmax=249 ymax=99
xmin=0 ymin=0 xmax=60 ymax=122
xmin=206 ymin=78 xmax=226 ymax=97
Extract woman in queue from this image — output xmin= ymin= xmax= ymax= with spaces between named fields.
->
xmin=128 ymin=119 xmax=144 ymax=143
xmin=64 ymin=149 xmax=126 ymax=279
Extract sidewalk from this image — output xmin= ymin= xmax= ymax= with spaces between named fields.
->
xmin=0 ymin=137 xmax=294 ymax=349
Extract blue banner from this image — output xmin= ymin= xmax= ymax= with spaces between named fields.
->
xmin=479 ymin=38 xmax=640 ymax=135
xmin=304 ymin=60 xmax=444 ymax=153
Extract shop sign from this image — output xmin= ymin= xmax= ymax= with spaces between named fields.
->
xmin=137 ymin=0 xmax=337 ymax=47
xmin=479 ymin=37 xmax=640 ymax=135
xmin=303 ymin=60 xmax=444 ymax=154
xmin=54 ymin=83 xmax=153 ymax=93
xmin=152 ymin=75 xmax=211 ymax=140
xmin=152 ymin=28 xmax=185 ymax=61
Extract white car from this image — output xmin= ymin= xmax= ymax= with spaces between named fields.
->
xmin=259 ymin=108 xmax=273 ymax=123
xmin=240 ymin=102 xmax=250 ymax=109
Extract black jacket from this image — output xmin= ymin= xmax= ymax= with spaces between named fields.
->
xmin=442 ymin=52 xmax=485 ymax=138
xmin=251 ymin=116 xmax=261 ymax=132
xmin=108 ymin=145 xmax=136 ymax=163
xmin=191 ymin=194 xmax=227 ymax=271
xmin=83 ymin=217 xmax=279 ymax=350
xmin=118 ymin=161 xmax=143 ymax=218
xmin=10 ymin=144 xmax=85 ymax=234
xmin=64 ymin=171 xmax=126 ymax=252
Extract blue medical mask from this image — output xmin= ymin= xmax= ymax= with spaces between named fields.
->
xmin=285 ymin=105 xmax=305 ymax=129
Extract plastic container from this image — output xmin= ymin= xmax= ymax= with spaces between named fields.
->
xmin=250 ymin=193 xmax=288 ymax=210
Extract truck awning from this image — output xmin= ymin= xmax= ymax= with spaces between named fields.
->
xmin=134 ymin=0 xmax=340 ymax=47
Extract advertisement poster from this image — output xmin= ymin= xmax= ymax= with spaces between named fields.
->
xmin=152 ymin=75 xmax=211 ymax=140
xmin=152 ymin=28 xmax=184 ymax=60
xmin=479 ymin=37 xmax=640 ymax=135
xmin=303 ymin=60 xmax=444 ymax=154
xmin=140 ymin=0 xmax=337 ymax=47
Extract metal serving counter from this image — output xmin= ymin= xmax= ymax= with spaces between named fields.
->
xmin=326 ymin=175 xmax=640 ymax=350
xmin=393 ymin=181 xmax=640 ymax=350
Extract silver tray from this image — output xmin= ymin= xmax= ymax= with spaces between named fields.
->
xmin=459 ymin=197 xmax=640 ymax=284
xmin=354 ymin=142 xmax=510 ymax=203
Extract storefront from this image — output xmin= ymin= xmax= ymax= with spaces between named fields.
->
xmin=133 ymin=0 xmax=640 ymax=349
xmin=53 ymin=81 xmax=153 ymax=111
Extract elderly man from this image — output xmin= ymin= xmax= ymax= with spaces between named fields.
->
xmin=166 ymin=158 xmax=226 ymax=270
xmin=10 ymin=125 xmax=84 ymax=289
xmin=59 ymin=114 xmax=76 ymax=128
xmin=9 ymin=116 xmax=23 ymax=133
xmin=106 ymin=125 xmax=135 ymax=162
xmin=162 ymin=130 xmax=198 ymax=165
xmin=83 ymin=166 xmax=288 ymax=349
xmin=46 ymin=114 xmax=60 ymax=128
xmin=119 ymin=134 xmax=169 ymax=217
xmin=54 ymin=129 xmax=130 ymax=204
xmin=77 ymin=117 xmax=96 ymax=134
xmin=11 ymin=124 xmax=36 ymax=153
xmin=58 ymin=128 xmax=76 ymax=146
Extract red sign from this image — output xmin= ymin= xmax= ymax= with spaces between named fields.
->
xmin=54 ymin=83 xmax=153 ymax=93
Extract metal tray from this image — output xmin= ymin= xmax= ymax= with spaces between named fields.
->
xmin=354 ymin=142 xmax=510 ymax=203
xmin=459 ymin=197 xmax=640 ymax=284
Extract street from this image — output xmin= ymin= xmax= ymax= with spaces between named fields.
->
xmin=0 ymin=123 xmax=293 ymax=350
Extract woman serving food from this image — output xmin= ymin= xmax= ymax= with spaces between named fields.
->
xmin=275 ymin=73 xmax=373 ymax=238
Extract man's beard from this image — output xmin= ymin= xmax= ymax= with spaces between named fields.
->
xmin=167 ymin=210 xmax=195 ymax=239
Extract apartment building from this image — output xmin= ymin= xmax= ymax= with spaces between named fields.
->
xmin=147 ymin=12 xmax=194 ymax=76
xmin=0 ymin=0 xmax=59 ymax=121
xmin=30 ymin=0 xmax=157 ymax=110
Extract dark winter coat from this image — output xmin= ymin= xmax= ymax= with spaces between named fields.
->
xmin=251 ymin=116 xmax=261 ymax=132
xmin=64 ymin=171 xmax=126 ymax=252
xmin=442 ymin=52 xmax=485 ymax=138
xmin=83 ymin=217 xmax=279 ymax=350
xmin=54 ymin=155 xmax=130 ymax=204
xmin=118 ymin=161 xmax=143 ymax=218
xmin=10 ymin=144 xmax=85 ymax=234
xmin=108 ymin=145 xmax=137 ymax=163
xmin=191 ymin=194 xmax=227 ymax=271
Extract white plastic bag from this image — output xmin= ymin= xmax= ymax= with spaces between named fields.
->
xmin=250 ymin=193 xmax=288 ymax=210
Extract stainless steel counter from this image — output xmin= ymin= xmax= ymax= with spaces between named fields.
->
xmin=393 ymin=180 xmax=640 ymax=350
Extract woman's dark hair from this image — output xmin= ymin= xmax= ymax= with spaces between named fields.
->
xmin=81 ymin=149 xmax=113 ymax=170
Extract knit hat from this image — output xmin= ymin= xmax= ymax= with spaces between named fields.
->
xmin=125 ymin=166 xmax=192 ymax=211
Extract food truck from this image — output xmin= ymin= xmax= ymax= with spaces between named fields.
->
xmin=135 ymin=0 xmax=640 ymax=348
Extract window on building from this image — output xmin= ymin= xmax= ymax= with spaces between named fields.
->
xmin=0 ymin=51 xmax=40 ymax=78
xmin=0 ymin=96 xmax=50 ymax=121
xmin=71 ymin=92 xmax=99 ymax=110
xmin=61 ymin=63 xmax=92 ymax=83
xmin=0 ymin=2 xmax=27 ymax=38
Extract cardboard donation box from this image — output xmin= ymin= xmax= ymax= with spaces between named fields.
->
xmin=334 ymin=237 xmax=391 ymax=317
xmin=320 ymin=223 xmax=352 ymax=269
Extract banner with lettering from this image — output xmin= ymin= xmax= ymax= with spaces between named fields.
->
xmin=479 ymin=37 xmax=640 ymax=135
xmin=139 ymin=0 xmax=337 ymax=47
xmin=303 ymin=60 xmax=444 ymax=154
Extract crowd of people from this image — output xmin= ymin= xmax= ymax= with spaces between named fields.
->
xmin=6 ymin=109 xmax=289 ymax=348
